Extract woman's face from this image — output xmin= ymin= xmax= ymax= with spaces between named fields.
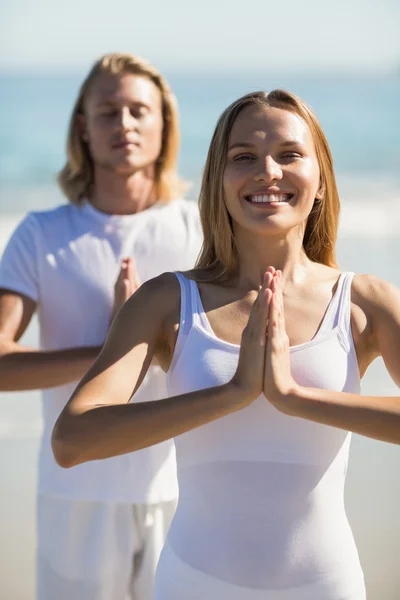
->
xmin=223 ymin=104 xmax=322 ymax=237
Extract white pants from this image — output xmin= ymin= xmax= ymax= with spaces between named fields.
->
xmin=36 ymin=494 xmax=177 ymax=600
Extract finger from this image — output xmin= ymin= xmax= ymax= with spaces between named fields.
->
xmin=116 ymin=258 xmax=129 ymax=282
xmin=125 ymin=258 xmax=134 ymax=283
xmin=257 ymin=271 xmax=274 ymax=311
xmin=268 ymin=297 xmax=278 ymax=346
xmin=129 ymin=258 xmax=141 ymax=290
xmin=252 ymin=270 xmax=272 ymax=305
xmin=270 ymin=272 xmax=278 ymax=294
xmin=267 ymin=282 xmax=279 ymax=341
xmin=123 ymin=258 xmax=140 ymax=290
xmin=264 ymin=287 xmax=273 ymax=335
xmin=264 ymin=267 xmax=275 ymax=292
xmin=278 ymin=280 xmax=285 ymax=331
xmin=116 ymin=279 xmax=132 ymax=304
xmin=273 ymin=274 xmax=285 ymax=333
xmin=273 ymin=285 xmax=287 ymax=347
xmin=114 ymin=271 xmax=124 ymax=291
xmin=264 ymin=270 xmax=274 ymax=290
xmin=132 ymin=275 xmax=141 ymax=291
xmin=246 ymin=272 xmax=273 ymax=343
xmin=122 ymin=278 xmax=132 ymax=299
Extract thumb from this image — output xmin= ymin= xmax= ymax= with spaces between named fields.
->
xmin=121 ymin=278 xmax=132 ymax=301
xmin=127 ymin=257 xmax=141 ymax=291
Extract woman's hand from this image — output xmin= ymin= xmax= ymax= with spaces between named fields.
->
xmin=263 ymin=271 xmax=298 ymax=411
xmin=230 ymin=267 xmax=275 ymax=404
xmin=111 ymin=257 xmax=141 ymax=322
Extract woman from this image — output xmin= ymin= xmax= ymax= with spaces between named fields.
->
xmin=52 ymin=89 xmax=400 ymax=600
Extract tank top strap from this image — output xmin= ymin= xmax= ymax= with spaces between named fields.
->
xmin=168 ymin=273 xmax=198 ymax=377
xmin=172 ymin=273 xmax=215 ymax=354
xmin=174 ymin=272 xmax=200 ymax=336
xmin=317 ymin=272 xmax=354 ymax=336
xmin=336 ymin=272 xmax=355 ymax=341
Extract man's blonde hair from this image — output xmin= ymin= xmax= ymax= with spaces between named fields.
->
xmin=58 ymin=53 xmax=187 ymax=203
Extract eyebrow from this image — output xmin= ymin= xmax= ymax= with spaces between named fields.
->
xmin=96 ymin=100 xmax=151 ymax=109
xmin=228 ymin=140 xmax=302 ymax=152
xmin=228 ymin=142 xmax=255 ymax=151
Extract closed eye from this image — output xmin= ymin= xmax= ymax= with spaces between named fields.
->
xmin=100 ymin=109 xmax=118 ymax=117
xmin=233 ymin=154 xmax=256 ymax=162
xmin=130 ymin=106 xmax=149 ymax=118
xmin=280 ymin=152 xmax=303 ymax=161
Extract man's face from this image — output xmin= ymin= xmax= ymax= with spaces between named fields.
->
xmin=81 ymin=73 xmax=164 ymax=175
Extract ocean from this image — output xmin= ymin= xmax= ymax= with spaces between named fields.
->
xmin=0 ymin=72 xmax=399 ymax=599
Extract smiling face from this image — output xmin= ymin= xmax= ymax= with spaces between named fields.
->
xmin=223 ymin=104 xmax=322 ymax=238
xmin=80 ymin=73 xmax=164 ymax=175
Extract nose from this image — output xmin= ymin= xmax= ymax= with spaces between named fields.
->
xmin=117 ymin=107 xmax=137 ymax=132
xmin=255 ymin=156 xmax=282 ymax=183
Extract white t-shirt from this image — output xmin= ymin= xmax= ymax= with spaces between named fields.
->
xmin=0 ymin=198 xmax=203 ymax=503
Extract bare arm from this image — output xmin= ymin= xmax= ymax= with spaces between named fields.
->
xmin=0 ymin=290 xmax=101 ymax=391
xmin=265 ymin=274 xmax=400 ymax=445
xmin=285 ymin=386 xmax=400 ymax=445
xmin=52 ymin=272 xmax=273 ymax=468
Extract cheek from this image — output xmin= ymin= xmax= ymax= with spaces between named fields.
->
xmin=223 ymin=166 xmax=244 ymax=198
xmin=87 ymin=119 xmax=110 ymax=145
xmin=223 ymin=173 xmax=245 ymax=222
xmin=295 ymin=161 xmax=320 ymax=193
xmin=222 ymin=173 xmax=235 ymax=207
xmin=141 ymin=115 xmax=163 ymax=144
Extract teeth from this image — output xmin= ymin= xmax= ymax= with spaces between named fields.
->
xmin=248 ymin=194 xmax=290 ymax=203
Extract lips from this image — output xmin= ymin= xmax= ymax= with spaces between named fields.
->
xmin=112 ymin=140 xmax=140 ymax=149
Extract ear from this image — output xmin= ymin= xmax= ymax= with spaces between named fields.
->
xmin=77 ymin=113 xmax=89 ymax=142
xmin=315 ymin=180 xmax=325 ymax=200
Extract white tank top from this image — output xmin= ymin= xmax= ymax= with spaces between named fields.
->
xmin=166 ymin=272 xmax=364 ymax=597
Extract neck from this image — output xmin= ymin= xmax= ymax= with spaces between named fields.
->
xmin=89 ymin=165 xmax=157 ymax=215
xmin=234 ymin=225 xmax=311 ymax=289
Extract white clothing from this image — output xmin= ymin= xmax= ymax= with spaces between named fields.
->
xmin=0 ymin=199 xmax=202 ymax=503
xmin=37 ymin=494 xmax=177 ymax=600
xmin=154 ymin=544 xmax=366 ymax=600
xmin=158 ymin=272 xmax=366 ymax=599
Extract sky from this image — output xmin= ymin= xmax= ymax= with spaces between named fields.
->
xmin=0 ymin=0 xmax=399 ymax=73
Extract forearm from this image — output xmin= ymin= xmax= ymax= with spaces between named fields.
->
xmin=0 ymin=342 xmax=102 ymax=391
xmin=52 ymin=382 xmax=248 ymax=468
xmin=286 ymin=386 xmax=400 ymax=445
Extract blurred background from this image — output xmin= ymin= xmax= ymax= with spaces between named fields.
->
xmin=0 ymin=0 xmax=399 ymax=598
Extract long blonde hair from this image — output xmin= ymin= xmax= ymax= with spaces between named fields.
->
xmin=58 ymin=53 xmax=187 ymax=203
xmin=194 ymin=90 xmax=340 ymax=282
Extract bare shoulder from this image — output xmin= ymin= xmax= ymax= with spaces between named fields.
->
xmin=121 ymin=271 xmax=181 ymax=323
xmin=351 ymin=273 xmax=400 ymax=315
xmin=351 ymin=273 xmax=400 ymax=353
xmin=350 ymin=273 xmax=400 ymax=381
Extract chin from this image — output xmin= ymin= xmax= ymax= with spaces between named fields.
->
xmin=250 ymin=221 xmax=290 ymax=236
xmin=112 ymin=160 xmax=147 ymax=176
xmin=243 ymin=203 xmax=307 ymax=229
xmin=237 ymin=214 xmax=301 ymax=237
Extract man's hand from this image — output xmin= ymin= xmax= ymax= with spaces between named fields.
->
xmin=111 ymin=257 xmax=141 ymax=323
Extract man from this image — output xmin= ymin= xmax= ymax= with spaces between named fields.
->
xmin=0 ymin=53 xmax=202 ymax=600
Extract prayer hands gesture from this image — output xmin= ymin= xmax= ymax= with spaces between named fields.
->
xmin=231 ymin=267 xmax=298 ymax=410
xmin=111 ymin=257 xmax=141 ymax=322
